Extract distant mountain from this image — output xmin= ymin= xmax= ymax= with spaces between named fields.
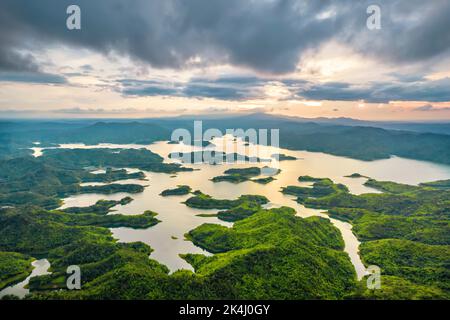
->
xmin=39 ymin=121 xmax=172 ymax=145
xmin=176 ymin=113 xmax=450 ymax=164
xmin=1 ymin=113 xmax=450 ymax=165
xmin=239 ymin=113 xmax=450 ymax=135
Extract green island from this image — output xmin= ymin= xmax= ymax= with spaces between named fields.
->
xmin=282 ymin=175 xmax=450 ymax=299
xmin=184 ymin=191 xmax=268 ymax=210
xmin=344 ymin=173 xmax=368 ymax=179
xmin=252 ymin=177 xmax=276 ymax=184
xmin=184 ymin=191 xmax=269 ymax=222
xmin=169 ymin=151 xmax=270 ymax=164
xmin=79 ymin=183 xmax=145 ymax=195
xmin=272 ymin=153 xmax=298 ymax=161
xmin=168 ymin=139 xmax=214 ymax=147
xmin=82 ymin=168 xmax=146 ymax=183
xmin=212 ymin=167 xmax=260 ymax=183
xmin=212 ymin=167 xmax=280 ymax=184
xmin=160 ymin=185 xmax=192 ymax=196
xmin=282 ymin=176 xmax=349 ymax=202
xmin=42 ymin=148 xmax=192 ymax=173
xmin=62 ymin=197 xmax=133 ymax=214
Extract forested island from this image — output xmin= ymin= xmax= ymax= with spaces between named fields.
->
xmin=169 ymin=151 xmax=270 ymax=164
xmin=160 ymin=185 xmax=192 ymax=196
xmin=212 ymin=167 xmax=280 ymax=184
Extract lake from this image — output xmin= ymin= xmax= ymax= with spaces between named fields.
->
xmin=44 ymin=136 xmax=450 ymax=280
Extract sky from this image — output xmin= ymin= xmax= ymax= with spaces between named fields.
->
xmin=0 ymin=0 xmax=450 ymax=121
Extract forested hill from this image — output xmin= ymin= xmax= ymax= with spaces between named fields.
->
xmin=1 ymin=114 xmax=450 ymax=165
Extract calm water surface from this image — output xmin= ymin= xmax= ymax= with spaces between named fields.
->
xmin=41 ymin=137 xmax=450 ymax=279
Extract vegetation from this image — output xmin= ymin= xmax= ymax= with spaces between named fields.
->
xmin=282 ymin=176 xmax=450 ymax=299
xmin=212 ymin=167 xmax=280 ymax=184
xmin=282 ymin=176 xmax=349 ymax=202
xmin=182 ymin=207 xmax=356 ymax=299
xmin=0 ymin=205 xmax=160 ymax=256
xmin=184 ymin=192 xmax=268 ymax=210
xmin=3 ymin=115 xmax=450 ymax=165
xmin=252 ymin=177 xmax=276 ymax=184
xmin=82 ymin=168 xmax=146 ymax=183
xmin=420 ymin=180 xmax=450 ymax=190
xmin=169 ymin=151 xmax=269 ymax=164
xmin=78 ymin=183 xmax=144 ymax=195
xmin=42 ymin=148 xmax=191 ymax=173
xmin=272 ymin=153 xmax=298 ymax=161
xmin=2 ymin=117 xmax=450 ymax=299
xmin=212 ymin=167 xmax=260 ymax=183
xmin=349 ymin=275 xmax=448 ymax=300
xmin=0 ymin=148 xmax=191 ymax=209
xmin=345 ymin=173 xmax=367 ymax=178
xmin=62 ymin=197 xmax=133 ymax=214
xmin=0 ymin=252 xmax=33 ymax=290
xmin=28 ymin=207 xmax=355 ymax=299
xmin=160 ymin=185 xmax=192 ymax=196
xmin=1 ymin=170 xmax=448 ymax=299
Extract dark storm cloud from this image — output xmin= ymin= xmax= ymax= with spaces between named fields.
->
xmin=0 ymin=71 xmax=66 ymax=84
xmin=413 ymin=104 xmax=450 ymax=112
xmin=1 ymin=0 xmax=449 ymax=75
xmin=0 ymin=47 xmax=39 ymax=73
xmin=119 ymin=74 xmax=450 ymax=102
xmin=346 ymin=0 xmax=450 ymax=64
xmin=298 ymin=78 xmax=450 ymax=103
xmin=120 ymin=76 xmax=265 ymax=100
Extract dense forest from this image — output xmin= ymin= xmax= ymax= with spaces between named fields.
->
xmin=282 ymin=176 xmax=450 ymax=299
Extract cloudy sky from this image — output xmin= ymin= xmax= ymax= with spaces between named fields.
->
xmin=0 ymin=0 xmax=450 ymax=120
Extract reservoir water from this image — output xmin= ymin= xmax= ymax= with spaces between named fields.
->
xmin=35 ymin=137 xmax=450 ymax=280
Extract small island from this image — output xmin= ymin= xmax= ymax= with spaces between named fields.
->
xmin=63 ymin=197 xmax=133 ymax=214
xmin=160 ymin=185 xmax=192 ymax=196
xmin=212 ymin=167 xmax=280 ymax=184
xmin=344 ymin=173 xmax=368 ymax=178
xmin=78 ymin=183 xmax=145 ymax=195
xmin=282 ymin=177 xmax=349 ymax=202
xmin=184 ymin=191 xmax=268 ymax=222
xmin=252 ymin=176 xmax=276 ymax=184
xmin=169 ymin=151 xmax=270 ymax=164
xmin=271 ymin=153 xmax=298 ymax=161
xmin=83 ymin=168 xmax=146 ymax=183
xmin=184 ymin=191 xmax=268 ymax=211
xmin=298 ymin=175 xmax=325 ymax=182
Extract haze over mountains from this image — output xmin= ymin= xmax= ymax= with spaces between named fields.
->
xmin=1 ymin=113 xmax=450 ymax=165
